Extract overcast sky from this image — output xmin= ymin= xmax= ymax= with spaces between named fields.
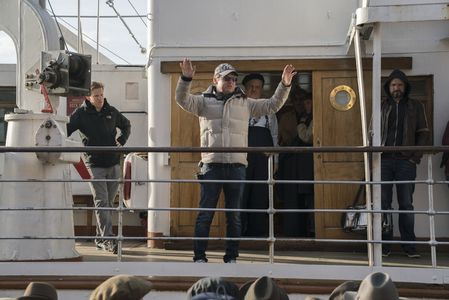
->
xmin=0 ymin=0 xmax=148 ymax=64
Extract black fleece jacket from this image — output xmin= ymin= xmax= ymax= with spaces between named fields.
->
xmin=67 ymin=99 xmax=131 ymax=167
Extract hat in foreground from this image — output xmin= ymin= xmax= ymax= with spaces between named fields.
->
xmin=89 ymin=275 xmax=152 ymax=300
xmin=328 ymin=281 xmax=359 ymax=300
xmin=187 ymin=277 xmax=239 ymax=300
xmin=17 ymin=282 xmax=58 ymax=300
xmin=240 ymin=276 xmax=289 ymax=300
xmin=343 ymin=272 xmax=408 ymax=300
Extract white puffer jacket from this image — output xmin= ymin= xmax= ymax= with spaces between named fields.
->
xmin=175 ymin=78 xmax=290 ymax=165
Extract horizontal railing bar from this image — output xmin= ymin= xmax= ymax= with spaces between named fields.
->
xmin=0 ymin=145 xmax=448 ymax=153
xmin=0 ymin=178 xmax=443 ymax=185
xmin=1 ymin=206 xmax=447 ymax=215
xmin=0 ymin=235 xmax=444 ymax=246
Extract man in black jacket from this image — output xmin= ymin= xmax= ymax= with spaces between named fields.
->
xmin=380 ymin=69 xmax=429 ymax=258
xmin=67 ymin=81 xmax=131 ymax=253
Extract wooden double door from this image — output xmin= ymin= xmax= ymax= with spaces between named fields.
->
xmin=169 ymin=70 xmax=373 ymax=240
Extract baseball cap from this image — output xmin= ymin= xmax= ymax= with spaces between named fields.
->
xmin=214 ymin=63 xmax=238 ymax=77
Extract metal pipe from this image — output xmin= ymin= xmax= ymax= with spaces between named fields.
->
xmin=427 ymin=155 xmax=437 ymax=267
xmin=268 ymin=154 xmax=275 ymax=263
xmin=17 ymin=0 xmax=23 ymax=109
xmin=77 ymin=0 xmax=81 ymax=52
xmin=96 ymin=0 xmax=100 ymax=64
xmin=0 ymin=145 xmax=445 ymax=153
xmin=354 ymin=26 xmax=374 ymax=267
xmin=117 ymin=186 xmax=123 ymax=262
xmin=372 ymin=22 xmax=383 ymax=266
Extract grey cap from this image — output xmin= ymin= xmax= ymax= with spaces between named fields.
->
xmin=214 ymin=63 xmax=238 ymax=77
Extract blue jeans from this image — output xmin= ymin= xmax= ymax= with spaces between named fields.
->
xmin=381 ymin=157 xmax=417 ymax=252
xmin=193 ymin=163 xmax=245 ymax=262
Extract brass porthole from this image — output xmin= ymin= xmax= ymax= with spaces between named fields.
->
xmin=329 ymin=85 xmax=357 ymax=111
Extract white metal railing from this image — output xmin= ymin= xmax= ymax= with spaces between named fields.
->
xmin=0 ymin=146 xmax=448 ymax=284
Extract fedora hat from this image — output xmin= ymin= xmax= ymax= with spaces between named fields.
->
xmin=187 ymin=277 xmax=239 ymax=300
xmin=17 ymin=282 xmax=58 ymax=300
xmin=343 ymin=272 xmax=408 ymax=300
xmin=240 ymin=276 xmax=289 ymax=300
xmin=328 ymin=281 xmax=359 ymax=300
xmin=89 ymin=275 xmax=152 ymax=300
xmin=191 ymin=292 xmax=237 ymax=300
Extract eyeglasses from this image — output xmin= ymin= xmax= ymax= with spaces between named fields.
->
xmin=222 ymin=76 xmax=238 ymax=83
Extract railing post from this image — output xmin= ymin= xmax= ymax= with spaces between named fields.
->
xmin=268 ymin=154 xmax=275 ymax=263
xmin=427 ymin=154 xmax=437 ymax=267
xmin=117 ymin=179 xmax=123 ymax=262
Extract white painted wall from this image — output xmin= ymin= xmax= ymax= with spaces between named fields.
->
xmin=150 ymin=0 xmax=359 ymax=59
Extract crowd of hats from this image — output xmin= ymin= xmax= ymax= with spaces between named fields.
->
xmin=186 ymin=271 xmax=407 ymax=300
xmin=0 ymin=271 xmax=408 ymax=300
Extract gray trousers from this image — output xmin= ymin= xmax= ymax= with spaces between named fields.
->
xmin=88 ymin=165 xmax=121 ymax=241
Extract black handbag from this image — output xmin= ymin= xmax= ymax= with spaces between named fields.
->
xmin=342 ymin=184 xmax=393 ymax=234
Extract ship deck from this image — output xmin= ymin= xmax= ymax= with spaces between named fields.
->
xmin=76 ymin=240 xmax=449 ymax=267
xmin=2 ymin=241 xmax=449 ymax=299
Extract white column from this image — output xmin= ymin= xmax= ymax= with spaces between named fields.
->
xmin=372 ymin=22 xmax=382 ymax=266
xmin=146 ymin=0 xmax=171 ymax=246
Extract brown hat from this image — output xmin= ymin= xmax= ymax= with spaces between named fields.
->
xmin=240 ymin=276 xmax=289 ymax=300
xmin=17 ymin=282 xmax=58 ymax=300
xmin=89 ymin=275 xmax=152 ymax=300
xmin=343 ymin=272 xmax=408 ymax=300
xmin=328 ymin=281 xmax=359 ymax=300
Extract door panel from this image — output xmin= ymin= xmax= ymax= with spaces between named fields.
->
xmin=313 ymin=71 xmax=372 ymax=239
xmin=170 ymin=74 xmax=225 ymax=236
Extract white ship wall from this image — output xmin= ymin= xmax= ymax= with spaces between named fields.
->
xmin=148 ymin=0 xmax=449 ymax=237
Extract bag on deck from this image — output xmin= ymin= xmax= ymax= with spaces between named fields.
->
xmin=342 ymin=184 xmax=392 ymax=234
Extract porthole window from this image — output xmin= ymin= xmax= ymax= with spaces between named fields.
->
xmin=329 ymin=85 xmax=356 ymax=111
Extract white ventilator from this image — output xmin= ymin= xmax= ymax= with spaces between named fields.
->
xmin=0 ymin=0 xmax=88 ymax=260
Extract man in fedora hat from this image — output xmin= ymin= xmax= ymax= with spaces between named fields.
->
xmin=89 ymin=274 xmax=152 ymax=300
xmin=238 ymin=276 xmax=289 ymax=300
xmin=176 ymin=59 xmax=296 ymax=263
xmin=343 ymin=272 xmax=408 ymax=300
xmin=16 ymin=282 xmax=58 ymax=300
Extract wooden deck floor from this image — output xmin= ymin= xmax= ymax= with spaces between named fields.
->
xmin=76 ymin=240 xmax=449 ymax=268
